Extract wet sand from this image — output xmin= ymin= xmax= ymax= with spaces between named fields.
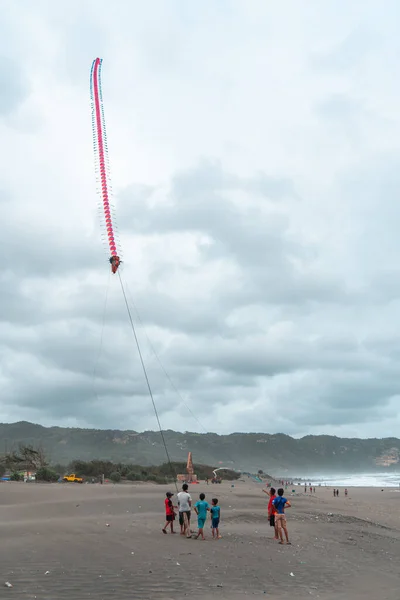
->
xmin=0 ymin=480 xmax=399 ymax=599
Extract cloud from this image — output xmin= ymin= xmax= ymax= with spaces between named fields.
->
xmin=0 ymin=56 xmax=29 ymax=117
xmin=1 ymin=0 xmax=400 ymax=440
xmin=311 ymin=26 xmax=382 ymax=72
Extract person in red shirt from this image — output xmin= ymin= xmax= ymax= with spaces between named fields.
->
xmin=162 ymin=492 xmax=177 ymax=534
xmin=263 ymin=486 xmax=278 ymax=539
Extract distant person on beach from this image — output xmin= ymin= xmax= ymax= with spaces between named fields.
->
xmin=336 ymin=489 xmax=339 ymax=497
xmin=210 ymin=498 xmax=221 ymax=539
xmin=177 ymin=483 xmax=192 ymax=538
xmin=162 ymin=492 xmax=176 ymax=534
xmin=273 ymin=488 xmax=291 ymax=545
xmin=333 ymin=489 xmax=336 ymax=497
xmin=345 ymin=489 xmax=348 ymax=497
xmin=194 ymin=493 xmax=210 ymax=540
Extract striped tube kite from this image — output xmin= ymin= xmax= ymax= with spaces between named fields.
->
xmin=90 ymin=58 xmax=121 ymax=274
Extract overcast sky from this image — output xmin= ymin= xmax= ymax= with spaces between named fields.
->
xmin=1 ymin=0 xmax=400 ymax=438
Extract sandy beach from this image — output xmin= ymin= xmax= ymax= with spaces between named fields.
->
xmin=0 ymin=479 xmax=399 ymax=599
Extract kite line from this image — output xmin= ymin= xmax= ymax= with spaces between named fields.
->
xmin=123 ymin=280 xmax=209 ymax=435
xmin=90 ymin=58 xmax=177 ymax=491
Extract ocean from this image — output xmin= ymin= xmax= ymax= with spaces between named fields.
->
xmin=302 ymin=473 xmax=400 ymax=488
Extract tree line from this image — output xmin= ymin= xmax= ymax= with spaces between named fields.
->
xmin=0 ymin=444 xmax=241 ymax=484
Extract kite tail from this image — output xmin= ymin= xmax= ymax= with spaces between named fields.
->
xmin=90 ymin=58 xmax=120 ymax=260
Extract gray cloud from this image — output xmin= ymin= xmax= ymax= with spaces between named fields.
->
xmin=0 ymin=56 xmax=28 ymax=116
xmin=1 ymin=0 xmax=400 ymax=439
xmin=119 ymin=160 xmax=351 ymax=314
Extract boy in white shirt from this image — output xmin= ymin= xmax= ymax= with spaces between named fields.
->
xmin=177 ymin=483 xmax=192 ymax=538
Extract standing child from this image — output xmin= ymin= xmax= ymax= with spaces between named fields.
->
xmin=268 ymin=487 xmax=278 ymax=540
xmin=162 ymin=491 xmax=176 ymax=534
xmin=263 ymin=486 xmax=278 ymax=540
xmin=194 ymin=493 xmax=210 ymax=540
xmin=210 ymin=498 xmax=221 ymax=539
xmin=272 ymin=488 xmax=291 ymax=545
xmin=177 ymin=483 xmax=192 ymax=538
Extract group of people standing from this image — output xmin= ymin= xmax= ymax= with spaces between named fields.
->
xmin=162 ymin=481 xmax=292 ymax=544
xmin=163 ymin=483 xmax=221 ymax=540
xmin=263 ymin=486 xmax=292 ymax=545
xmin=333 ymin=488 xmax=348 ymax=497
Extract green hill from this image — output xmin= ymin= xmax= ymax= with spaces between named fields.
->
xmin=0 ymin=421 xmax=399 ymax=475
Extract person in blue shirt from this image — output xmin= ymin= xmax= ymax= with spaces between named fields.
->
xmin=272 ymin=488 xmax=291 ymax=545
xmin=210 ymin=498 xmax=221 ymax=539
xmin=194 ymin=493 xmax=210 ymax=540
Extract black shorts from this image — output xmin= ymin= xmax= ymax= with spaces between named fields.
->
xmin=166 ymin=514 xmax=175 ymax=522
xmin=269 ymin=515 xmax=275 ymax=527
xmin=179 ymin=511 xmax=191 ymax=526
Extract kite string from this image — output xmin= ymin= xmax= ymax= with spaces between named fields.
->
xmin=123 ymin=281 xmax=209 ymax=434
xmin=117 ymin=271 xmax=178 ymax=493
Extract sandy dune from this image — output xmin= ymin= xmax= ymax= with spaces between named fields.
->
xmin=0 ymin=480 xmax=399 ymax=599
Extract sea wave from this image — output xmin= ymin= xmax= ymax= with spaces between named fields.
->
xmin=303 ymin=473 xmax=400 ymax=488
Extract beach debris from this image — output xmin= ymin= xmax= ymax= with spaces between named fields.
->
xmin=5 ymin=582 xmax=13 ymax=588
xmin=290 ymin=572 xmax=295 ymax=577
xmin=44 ymin=571 xmax=50 ymax=575
xmin=106 ymin=523 xmax=110 ymax=527
xmin=176 ymin=562 xmax=181 ymax=566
